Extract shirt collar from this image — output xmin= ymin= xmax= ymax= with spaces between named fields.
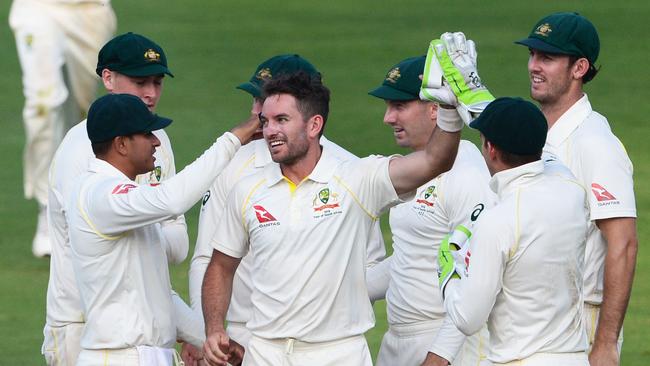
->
xmin=254 ymin=139 xmax=273 ymax=168
xmin=546 ymin=93 xmax=592 ymax=148
xmin=264 ymin=142 xmax=341 ymax=187
xmin=489 ymin=160 xmax=545 ymax=200
xmin=88 ymin=158 xmax=132 ymax=180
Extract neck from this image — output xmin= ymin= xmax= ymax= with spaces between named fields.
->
xmin=280 ymin=143 xmax=322 ymax=184
xmin=102 ymin=155 xmax=137 ymax=181
xmin=540 ymin=90 xmax=584 ymax=129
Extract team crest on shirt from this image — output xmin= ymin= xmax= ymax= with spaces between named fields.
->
xmin=312 ymin=188 xmax=343 ymax=219
xmin=591 ymin=183 xmax=620 ymax=207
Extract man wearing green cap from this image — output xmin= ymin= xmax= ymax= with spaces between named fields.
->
xmin=438 ymin=97 xmax=590 ymax=365
xmin=367 ymin=55 xmax=493 ymax=366
xmin=189 ymin=54 xmax=385 ymax=357
xmin=68 ymin=93 xmax=258 ymax=366
xmin=43 ymin=33 xmax=197 ymax=365
xmin=515 ymin=12 xmax=637 ymax=365
xmin=9 ymin=0 xmax=116 ymax=258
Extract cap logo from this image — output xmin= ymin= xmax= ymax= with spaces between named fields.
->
xmin=534 ymin=23 xmax=553 ymax=37
xmin=144 ymin=49 xmax=161 ymax=62
xmin=386 ymin=67 xmax=401 ymax=83
xmin=256 ymin=68 xmax=273 ymax=81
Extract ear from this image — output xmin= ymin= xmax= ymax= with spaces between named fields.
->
xmin=102 ymin=69 xmax=115 ymax=92
xmin=486 ymin=140 xmax=498 ymax=161
xmin=307 ymin=115 xmax=324 ymax=138
xmin=113 ymin=136 xmax=129 ymax=156
xmin=571 ymin=58 xmax=590 ymax=80
xmin=428 ymin=102 xmax=438 ymax=121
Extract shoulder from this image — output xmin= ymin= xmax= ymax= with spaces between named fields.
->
xmin=321 ymin=135 xmax=358 ymax=161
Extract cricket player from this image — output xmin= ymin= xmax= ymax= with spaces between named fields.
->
xmin=188 ymin=54 xmax=385 ymax=359
xmin=68 ymin=93 xmax=259 ymax=366
xmin=9 ymin=0 xmax=116 ymax=257
xmin=201 ymin=69 xmax=467 ymax=365
xmin=43 ymin=33 xmax=195 ymax=366
xmin=439 ymin=97 xmax=590 ymax=365
xmin=368 ymin=55 xmax=493 ymax=366
xmin=515 ymin=13 xmax=638 ymax=365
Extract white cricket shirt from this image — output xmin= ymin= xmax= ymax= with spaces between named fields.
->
xmin=444 ymin=161 xmax=590 ymax=363
xmin=543 ymin=94 xmax=637 ymax=304
xmin=46 ymin=120 xmax=183 ymax=327
xmin=67 ymin=133 xmax=240 ymax=349
xmin=212 ymin=146 xmax=404 ymax=342
xmin=190 ymin=137 xmax=385 ymax=323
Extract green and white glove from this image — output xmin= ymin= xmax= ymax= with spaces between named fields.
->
xmin=437 ymin=225 xmax=472 ymax=298
xmin=422 ymin=32 xmax=495 ymax=124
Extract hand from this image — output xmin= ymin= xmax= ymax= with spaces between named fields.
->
xmin=419 ymin=41 xmax=458 ymax=107
xmin=420 ymin=352 xmax=450 ymax=366
xmin=432 ymin=32 xmax=495 ymax=123
xmin=438 ymin=225 xmax=472 ymax=298
xmin=226 ymin=338 xmax=245 ymax=366
xmin=203 ymin=330 xmax=232 ymax=366
xmin=181 ymin=342 xmax=204 ymax=366
xmin=589 ymin=342 xmax=620 ymax=366
xmin=230 ymin=113 xmax=263 ymax=145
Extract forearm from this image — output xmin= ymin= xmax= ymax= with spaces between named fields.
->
xmin=428 ymin=317 xmax=469 ymax=363
xmin=594 ymin=218 xmax=638 ymax=346
xmin=172 ymin=291 xmax=205 ymax=348
xmin=189 ymin=254 xmax=210 ymax=313
xmin=366 ymin=256 xmax=391 ymax=302
xmin=202 ymin=251 xmax=239 ymax=335
xmin=161 ymin=215 xmax=189 ymax=264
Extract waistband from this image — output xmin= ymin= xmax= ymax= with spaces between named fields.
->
xmin=494 ymin=352 xmax=588 ymax=365
xmin=388 ymin=319 xmax=444 ymax=337
xmin=251 ymin=334 xmax=365 ymax=354
xmin=584 ymin=303 xmax=601 ymax=310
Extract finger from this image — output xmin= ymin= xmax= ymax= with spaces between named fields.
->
xmin=467 ymin=39 xmax=477 ymax=66
xmin=440 ymin=32 xmax=456 ymax=54
xmin=204 ymin=340 xmax=229 ymax=365
xmin=453 ymin=32 xmax=467 ymax=53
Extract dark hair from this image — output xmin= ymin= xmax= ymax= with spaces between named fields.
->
xmin=482 ymin=138 xmax=541 ymax=167
xmin=91 ymin=139 xmax=113 ymax=157
xmin=569 ymin=55 xmax=599 ymax=84
xmin=263 ymin=71 xmax=330 ymax=136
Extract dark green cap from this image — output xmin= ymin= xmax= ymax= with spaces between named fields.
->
xmin=96 ymin=32 xmax=174 ymax=78
xmin=469 ymin=97 xmax=547 ymax=155
xmin=237 ymin=54 xmax=320 ymax=98
xmin=369 ymin=56 xmax=425 ymax=101
xmin=515 ymin=12 xmax=600 ymax=64
xmin=87 ymin=93 xmax=172 ymax=143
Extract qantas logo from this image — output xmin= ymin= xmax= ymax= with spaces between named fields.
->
xmin=253 ymin=205 xmax=277 ymax=223
xmin=112 ymin=184 xmax=137 ymax=194
xmin=591 ymin=183 xmax=616 ymax=202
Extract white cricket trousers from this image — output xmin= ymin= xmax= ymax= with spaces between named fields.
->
xmin=243 ymin=334 xmax=372 ymax=366
xmin=584 ymin=303 xmax=624 ymax=356
xmin=227 ymin=321 xmax=253 ymax=349
xmin=42 ymin=323 xmax=84 ymax=366
xmin=493 ymin=352 xmax=589 ymax=366
xmin=75 ymin=346 xmax=180 ymax=366
xmin=9 ymin=0 xmax=116 ymax=205
xmin=376 ymin=320 xmax=490 ymax=366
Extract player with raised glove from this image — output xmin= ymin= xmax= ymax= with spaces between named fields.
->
xmin=420 ymin=32 xmax=495 ymax=124
xmin=437 ymin=225 xmax=472 ymax=299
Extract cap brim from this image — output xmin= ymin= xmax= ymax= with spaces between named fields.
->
xmin=236 ymin=82 xmax=262 ymax=98
xmin=120 ymin=63 xmax=174 ymax=78
xmin=145 ymin=115 xmax=173 ymax=133
xmin=368 ymin=85 xmax=417 ymax=101
xmin=514 ymin=37 xmax=571 ymax=55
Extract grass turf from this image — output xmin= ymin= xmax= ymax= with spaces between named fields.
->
xmin=1 ymin=0 xmax=648 ymax=363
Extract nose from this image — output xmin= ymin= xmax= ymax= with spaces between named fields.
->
xmin=150 ymin=133 xmax=161 ymax=147
xmin=528 ymin=53 xmax=540 ymax=73
xmin=383 ymin=107 xmax=397 ymax=125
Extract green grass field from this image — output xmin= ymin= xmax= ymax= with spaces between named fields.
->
xmin=1 ymin=0 xmax=648 ymax=364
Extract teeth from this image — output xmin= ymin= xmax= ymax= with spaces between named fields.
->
xmin=270 ymin=141 xmax=284 ymax=147
xmin=532 ymin=76 xmax=544 ymax=83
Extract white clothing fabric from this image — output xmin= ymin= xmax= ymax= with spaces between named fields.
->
xmin=542 ymin=94 xmax=637 ymax=305
xmin=9 ymin=0 xmax=116 ymax=205
xmin=67 ymin=133 xmax=240 ymax=350
xmin=42 ymin=323 xmax=84 ymax=366
xmin=443 ymin=161 xmax=590 ymax=363
xmin=213 ymin=147 xmax=405 ymax=342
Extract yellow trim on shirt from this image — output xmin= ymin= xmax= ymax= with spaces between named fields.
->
xmin=333 ymin=175 xmax=378 ymax=220
xmin=77 ymin=188 xmax=126 ymax=241
xmin=235 ymin=154 xmax=256 ymax=182
xmin=241 ymin=178 xmax=267 ymax=229
xmin=509 ymin=188 xmax=522 ymax=259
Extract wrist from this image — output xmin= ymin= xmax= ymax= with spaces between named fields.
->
xmin=436 ymin=107 xmax=464 ymax=132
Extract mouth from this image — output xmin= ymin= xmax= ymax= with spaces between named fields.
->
xmin=530 ymin=74 xmax=545 ymax=84
xmin=268 ymin=139 xmax=286 ymax=152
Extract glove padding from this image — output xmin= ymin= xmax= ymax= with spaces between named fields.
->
xmin=437 ymin=225 xmax=472 ymax=298
xmin=421 ymin=32 xmax=494 ymax=124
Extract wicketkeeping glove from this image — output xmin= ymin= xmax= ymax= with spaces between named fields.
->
xmin=437 ymin=225 xmax=472 ymax=299
xmin=422 ymin=32 xmax=495 ymax=124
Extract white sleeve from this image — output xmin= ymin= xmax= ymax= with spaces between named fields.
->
xmin=428 ymin=317 xmax=469 ymax=363
xmin=211 ymin=182 xmax=251 ymax=259
xmin=161 ymin=215 xmax=189 ymax=265
xmin=443 ymin=212 xmax=509 ymax=335
xmin=171 ymin=290 xmax=205 ymax=348
xmin=365 ymin=255 xmax=391 ymax=302
xmin=365 ymin=219 xmax=386 ymax=268
xmin=86 ymin=132 xmax=241 ymax=236
xmin=441 ymin=160 xmax=493 ymax=230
